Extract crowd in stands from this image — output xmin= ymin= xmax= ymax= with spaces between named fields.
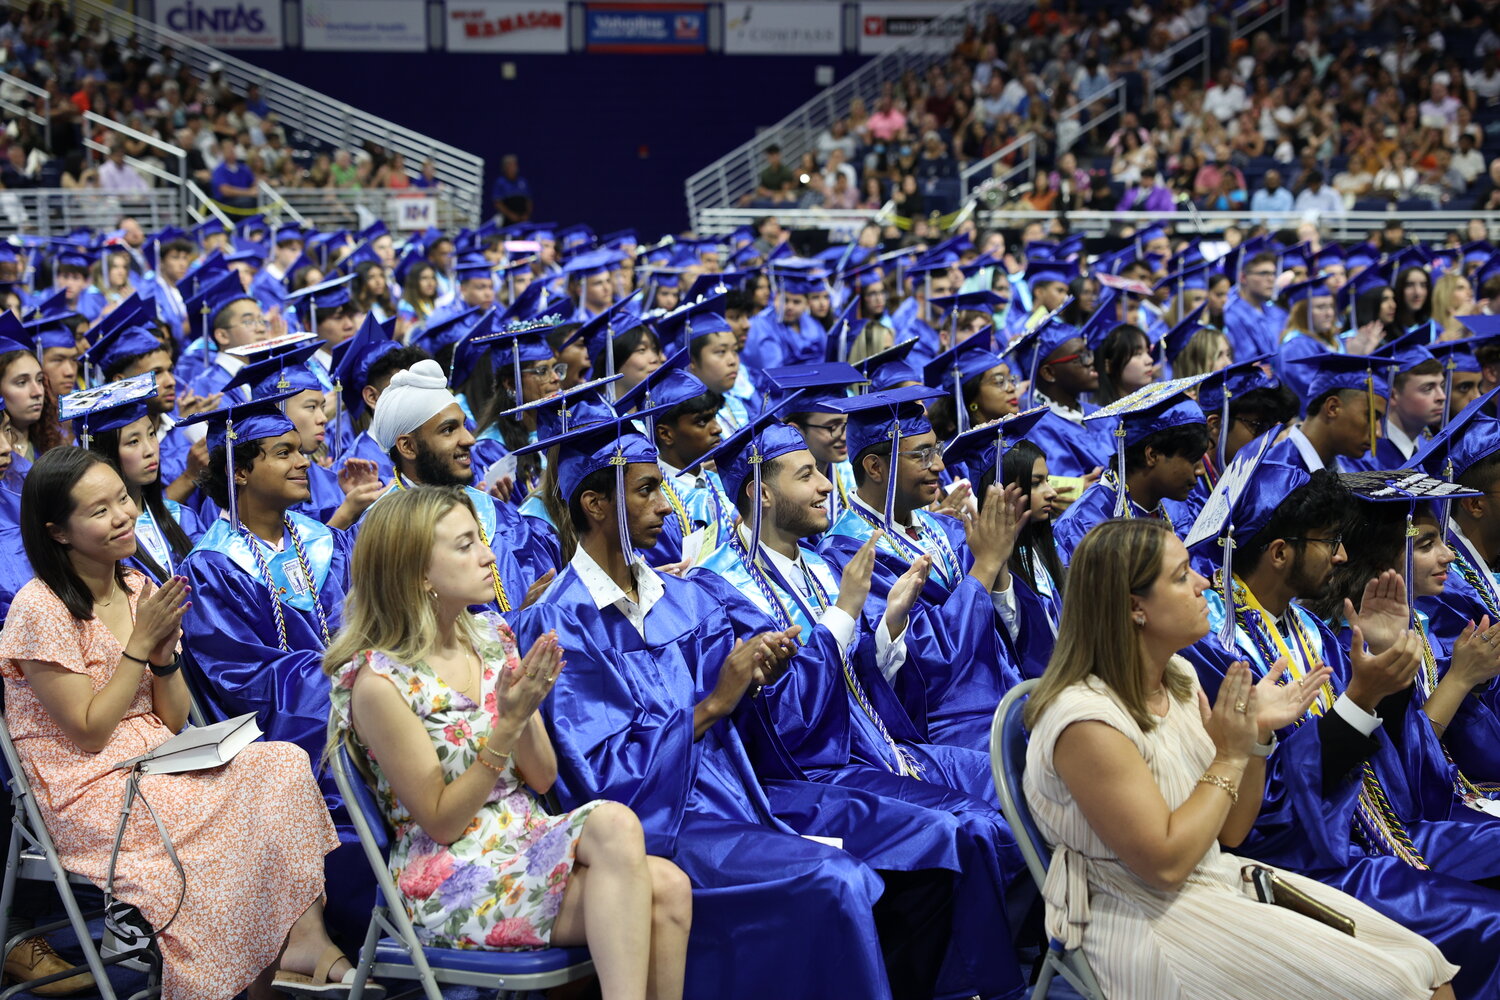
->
xmin=748 ymin=0 xmax=1500 ymax=219
xmin=0 ymin=1 xmax=441 ymax=210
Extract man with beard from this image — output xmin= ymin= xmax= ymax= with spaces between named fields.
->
xmin=1180 ymin=461 xmax=1500 ymax=998
xmin=818 ymin=388 xmax=1025 ymax=751
xmin=365 ymin=359 xmax=553 ymax=610
xmin=690 ymin=412 xmax=1036 ymax=1000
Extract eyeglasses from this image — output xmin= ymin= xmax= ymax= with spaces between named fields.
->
xmin=231 ymin=314 xmax=269 ymax=329
xmin=897 ymin=444 xmax=943 ymax=469
xmin=801 ymin=419 xmax=847 ymax=436
xmin=1285 ymin=534 xmax=1344 ymax=551
xmin=1245 ymin=270 xmax=1277 ymax=278
xmin=1048 ymin=351 xmax=1095 ymax=368
xmin=981 ymin=372 xmax=1019 ymax=390
xmin=1235 ymin=416 xmax=1279 ymax=436
xmin=520 ymin=363 xmax=568 ymax=379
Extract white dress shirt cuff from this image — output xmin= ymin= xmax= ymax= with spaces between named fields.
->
xmin=1332 ymin=693 xmax=1382 ymax=736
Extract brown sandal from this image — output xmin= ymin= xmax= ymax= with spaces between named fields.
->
xmin=272 ymin=944 xmax=384 ymax=999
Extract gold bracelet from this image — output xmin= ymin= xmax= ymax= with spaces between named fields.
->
xmin=481 ymin=736 xmax=513 ymax=764
xmin=1198 ymin=771 xmax=1239 ymax=804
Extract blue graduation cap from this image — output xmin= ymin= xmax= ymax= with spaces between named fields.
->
xmin=1312 ymin=244 xmax=1347 ymax=274
xmin=557 ymin=225 xmax=596 ymax=254
xmin=1344 ymin=243 xmax=1381 ymax=274
xmin=1155 ymin=260 xmax=1213 ymax=299
xmin=1161 ymin=303 xmax=1211 ymax=363
xmin=1024 ymin=256 xmax=1078 ymax=290
xmin=940 ymin=405 xmax=1051 ymax=488
xmin=286 ymin=273 xmax=356 ymax=326
xmin=562 ymin=249 xmax=621 ymax=281
xmin=1076 ymin=289 xmax=1124 ymax=351
xmin=83 ymin=316 xmax=165 ymax=378
xmin=510 ymin=375 xmax=623 ymax=447
xmin=1374 ymin=325 xmax=1437 ymax=376
xmin=189 ymin=217 xmax=227 ymax=243
xmin=222 ymin=340 xmax=325 ymax=396
xmin=1459 ymin=314 xmax=1500 ymax=339
xmin=1473 ymin=253 xmax=1500 ymax=291
xmin=1335 ymin=263 xmax=1391 ymax=315
xmin=59 ymin=372 xmax=158 ymax=447
xmin=921 ymin=335 xmax=1006 ymax=435
xmin=853 ymin=337 xmax=923 ymax=391
xmin=452 ymin=252 xmax=494 ymax=283
xmin=234 ymin=214 xmax=270 ymax=240
xmin=1003 ymin=299 xmax=1080 ymax=389
xmin=177 ymin=393 xmax=300 ymax=525
xmin=410 ymin=304 xmax=485 ymax=358
xmin=822 ymin=386 xmax=947 ymax=530
xmin=356 ymin=220 xmax=389 ymax=244
xmin=682 ymin=403 xmax=814 ymax=558
xmin=1287 ymin=352 xmax=1391 ymax=459
xmin=683 ymin=268 xmax=756 ymax=304
xmin=0 ymin=312 xmax=29 ymax=357
xmin=570 ymin=300 xmax=649 ymax=386
xmin=759 ymin=361 xmax=866 ymax=416
xmin=330 ymin=312 xmax=402 ymax=418
xmin=453 ymin=313 xmax=561 ymax=397
xmin=1410 ymin=386 xmax=1500 ymax=481
xmin=1283 ymin=276 xmax=1332 ymax=306
xmin=1084 ymin=376 xmax=1211 ymax=515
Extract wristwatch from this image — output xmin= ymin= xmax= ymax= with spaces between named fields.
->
xmin=1248 ymin=735 xmax=1278 ymax=758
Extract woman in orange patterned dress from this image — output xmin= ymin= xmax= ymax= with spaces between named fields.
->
xmin=0 ymin=447 xmax=361 ymax=1000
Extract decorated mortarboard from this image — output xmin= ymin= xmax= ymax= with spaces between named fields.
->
xmin=222 ymin=340 xmax=325 ymax=396
xmin=1284 ymin=276 xmax=1333 ymax=306
xmin=1429 ymin=249 xmax=1462 ymax=277
xmin=1161 ymin=303 xmax=1212 ymax=363
xmin=330 ymin=312 xmax=402 ymax=418
xmin=1024 ymin=256 xmax=1078 ymax=289
xmin=59 ymin=372 xmax=158 ymax=446
xmin=939 ymin=405 xmax=1052 ymax=486
xmin=1186 ymin=430 xmax=1301 ymax=647
xmin=1084 ymin=376 xmax=1212 ymax=515
xmin=222 ymin=331 xmax=319 ymax=364
xmin=452 ymin=313 xmax=561 ymax=396
xmin=410 ymin=304 xmax=486 ymax=357
xmin=1341 ymin=468 xmax=1482 ymax=615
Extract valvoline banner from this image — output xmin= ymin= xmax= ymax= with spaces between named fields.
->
xmin=584 ymin=3 xmax=707 ymax=54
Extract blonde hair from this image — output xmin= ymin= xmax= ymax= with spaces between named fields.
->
xmin=1171 ymin=327 xmax=1230 ymax=380
xmin=322 ymin=484 xmax=485 ymax=691
xmin=1024 ymin=519 xmax=1195 ymax=733
xmin=1430 ymin=272 xmax=1470 ymax=336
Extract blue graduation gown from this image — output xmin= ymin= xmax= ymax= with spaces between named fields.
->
xmin=0 ymin=485 xmax=33 ymax=621
xmin=688 ymin=552 xmax=1030 ymax=998
xmin=1051 ymin=474 xmax=1192 ymax=565
xmin=1023 ymin=408 xmax=1116 ymax=478
xmin=1181 ymin=588 xmax=1500 ymax=996
xmin=173 ymin=335 xmax=217 ymax=390
xmin=743 ymin=307 xmax=827 ymax=371
xmin=514 ymin=567 xmax=893 ymax=1000
xmin=818 ymin=502 xmax=1022 ymax=750
xmin=1223 ymin=289 xmax=1287 ymax=360
xmin=335 ymin=428 xmax=394 ymax=483
xmin=1006 ymin=562 xmax=1062 ymax=680
xmin=176 ymin=512 xmax=371 ymax=939
xmin=1276 ymin=329 xmax=1337 ymax=399
xmin=516 ymin=496 xmax=564 ymax=573
xmin=126 ymin=499 xmax=204 ymax=583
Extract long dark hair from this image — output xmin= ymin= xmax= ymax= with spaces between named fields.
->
xmin=1093 ymin=324 xmax=1150 ymax=406
xmin=1393 ymin=266 xmax=1432 ymax=330
xmin=87 ymin=423 xmax=194 ymax=580
xmin=1 ymin=349 xmax=64 ymax=455
xmin=997 ymin=439 xmax=1066 ymax=597
xmin=353 ymin=260 xmax=396 ymax=316
xmin=1354 ymin=286 xmax=1398 ymax=345
xmin=1303 ymin=499 xmax=1409 ymax=622
xmin=21 ymin=447 xmax=134 ymax=620
xmin=475 ymin=367 xmax=542 ymax=498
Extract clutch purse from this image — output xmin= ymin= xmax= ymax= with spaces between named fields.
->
xmin=1241 ymin=865 xmax=1356 ymax=936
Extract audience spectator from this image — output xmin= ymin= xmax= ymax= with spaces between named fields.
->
xmin=97 ymin=140 xmax=149 ymax=194
xmin=1292 ymin=170 xmax=1345 ymax=214
xmin=1250 ymin=168 xmax=1294 ymax=216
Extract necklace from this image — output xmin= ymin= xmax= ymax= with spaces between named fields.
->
xmin=95 ymin=580 xmax=118 ymax=607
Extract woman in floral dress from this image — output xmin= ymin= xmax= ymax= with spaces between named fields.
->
xmin=325 ymin=485 xmax=691 ymax=1000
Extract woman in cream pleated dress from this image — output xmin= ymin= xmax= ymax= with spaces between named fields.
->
xmin=1024 ymin=518 xmax=1459 ymax=999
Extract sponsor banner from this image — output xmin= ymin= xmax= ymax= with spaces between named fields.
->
xmin=446 ymin=0 xmax=568 ymax=52
xmin=584 ymin=2 xmax=707 ymax=54
xmin=394 ymin=196 xmax=438 ymax=231
xmin=724 ymin=2 xmax=840 ymax=55
xmin=858 ymin=1 xmax=963 ymax=54
xmin=303 ymin=0 xmax=427 ymax=51
xmin=158 ymin=0 xmax=282 ymax=49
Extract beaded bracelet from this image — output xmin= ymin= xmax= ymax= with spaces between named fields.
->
xmin=475 ymin=751 xmax=506 ymax=774
xmin=1198 ymin=771 xmax=1239 ymax=804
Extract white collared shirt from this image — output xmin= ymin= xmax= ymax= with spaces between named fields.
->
xmin=570 ymin=544 xmax=664 ymax=637
xmin=1288 ymin=425 xmax=1342 ymax=473
xmin=1383 ymin=418 xmax=1421 ymax=460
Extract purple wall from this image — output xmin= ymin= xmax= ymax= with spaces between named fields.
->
xmin=242 ymin=50 xmax=869 ymax=233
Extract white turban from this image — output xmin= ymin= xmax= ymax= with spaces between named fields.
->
xmin=370 ymin=359 xmax=457 ymax=451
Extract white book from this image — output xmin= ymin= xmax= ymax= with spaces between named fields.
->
xmin=114 ymin=713 xmax=262 ymax=775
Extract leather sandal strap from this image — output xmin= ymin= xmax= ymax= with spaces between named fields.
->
xmin=312 ymin=945 xmax=345 ymax=986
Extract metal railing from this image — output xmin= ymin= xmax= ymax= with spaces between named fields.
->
xmin=258 ymin=181 xmax=309 ymax=225
xmin=0 ymin=70 xmax=50 ymax=150
xmin=251 ymin=187 xmax=467 ymax=233
xmin=1146 ymin=27 xmax=1211 ymax=103
xmin=1057 ymin=78 xmax=1127 ymax=155
xmin=82 ymin=110 xmax=187 ymax=184
xmin=0 ymin=188 xmax=184 ymax=235
xmin=1230 ymin=0 xmax=1290 ymax=42
xmin=689 ymin=207 xmax=1500 ymax=245
xmin=960 ymin=133 xmax=1036 ymax=200
xmin=683 ymin=0 xmax=1031 ymax=229
xmin=64 ymin=0 xmax=486 ymax=225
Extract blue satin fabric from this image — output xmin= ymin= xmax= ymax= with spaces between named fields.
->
xmin=0 ymin=485 xmax=32 ymax=621
xmin=516 ymin=496 xmax=563 ymax=573
xmin=157 ymin=423 xmax=192 ymax=490
xmin=820 ymin=507 xmax=1021 ymax=751
xmin=173 ymin=335 xmax=215 ymax=389
xmin=1008 ymin=569 xmax=1061 ymax=680
xmin=1051 ymin=476 xmax=1194 ymax=565
xmin=334 ymin=429 xmax=395 ymax=482
xmin=125 ymin=499 xmax=204 ymax=583
xmin=1021 ymin=408 xmax=1116 ymax=479
xmin=294 ymin=462 xmax=346 ymax=524
xmin=688 ymin=555 xmax=1031 ymax=999
xmin=176 ymin=514 xmax=372 ymax=940
xmin=1182 ymin=591 xmax=1500 ymax=995
xmin=514 ymin=568 xmax=893 ymax=1000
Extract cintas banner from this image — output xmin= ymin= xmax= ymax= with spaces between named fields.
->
xmin=157 ymin=0 xmax=283 ymax=49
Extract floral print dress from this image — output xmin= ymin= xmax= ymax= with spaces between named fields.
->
xmin=330 ymin=611 xmax=603 ymax=950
